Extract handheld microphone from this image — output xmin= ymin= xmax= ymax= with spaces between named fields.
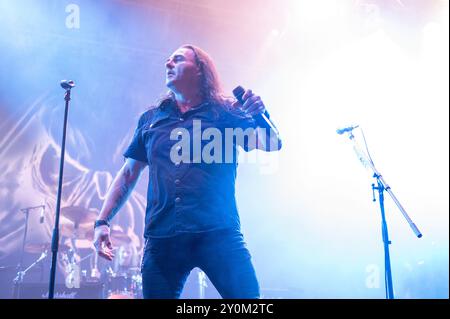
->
xmin=336 ymin=125 xmax=359 ymax=135
xmin=232 ymin=86 xmax=279 ymax=135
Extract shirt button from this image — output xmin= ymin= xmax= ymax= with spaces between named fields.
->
xmin=175 ymin=197 xmax=181 ymax=203
xmin=174 ymin=179 xmax=181 ymax=185
xmin=179 ymin=118 xmax=184 ymax=122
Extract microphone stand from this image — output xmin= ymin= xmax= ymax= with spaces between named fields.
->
xmin=12 ymin=205 xmax=44 ymax=298
xmin=48 ymin=80 xmax=75 ymax=299
xmin=12 ymin=251 xmax=48 ymax=298
xmin=343 ymin=129 xmax=422 ymax=299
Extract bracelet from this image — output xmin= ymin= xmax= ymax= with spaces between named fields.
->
xmin=94 ymin=219 xmax=110 ymax=229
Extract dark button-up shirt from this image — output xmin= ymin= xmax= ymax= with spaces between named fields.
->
xmin=123 ymin=100 xmax=257 ymax=238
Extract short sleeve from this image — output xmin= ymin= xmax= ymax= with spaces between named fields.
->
xmin=123 ymin=111 xmax=149 ymax=163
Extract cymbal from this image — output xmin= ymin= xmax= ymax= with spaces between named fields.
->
xmin=72 ymin=239 xmax=94 ymax=249
xmin=61 ymin=206 xmax=98 ymax=225
xmin=60 ymin=221 xmax=93 ymax=240
xmin=60 ymin=222 xmax=132 ymax=247
xmin=110 ymin=225 xmax=132 ymax=246
xmin=24 ymin=242 xmax=70 ymax=253
xmin=0 ymin=265 xmax=16 ymax=271
xmin=110 ymin=232 xmax=131 ymax=246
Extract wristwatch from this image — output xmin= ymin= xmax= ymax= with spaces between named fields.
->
xmin=94 ymin=219 xmax=110 ymax=229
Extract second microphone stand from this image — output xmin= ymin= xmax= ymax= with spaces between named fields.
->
xmin=344 ymin=129 xmax=422 ymax=299
xmin=12 ymin=205 xmax=44 ymax=298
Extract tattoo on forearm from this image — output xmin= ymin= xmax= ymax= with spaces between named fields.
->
xmin=105 ymin=174 xmax=136 ymax=221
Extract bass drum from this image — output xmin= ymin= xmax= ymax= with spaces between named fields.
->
xmin=106 ymin=273 xmax=134 ymax=299
xmin=106 ymin=271 xmax=142 ymax=299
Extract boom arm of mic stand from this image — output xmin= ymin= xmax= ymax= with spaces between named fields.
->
xmin=14 ymin=251 xmax=48 ymax=283
xmin=372 ymin=172 xmax=422 ymax=238
xmin=346 ymin=132 xmax=423 ymax=238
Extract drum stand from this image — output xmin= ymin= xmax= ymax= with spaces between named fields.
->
xmin=12 ymin=205 xmax=45 ymax=299
xmin=12 ymin=250 xmax=48 ymax=298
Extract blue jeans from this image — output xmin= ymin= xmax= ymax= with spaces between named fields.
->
xmin=141 ymin=228 xmax=260 ymax=299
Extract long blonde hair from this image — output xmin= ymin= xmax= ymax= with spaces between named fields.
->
xmin=157 ymin=44 xmax=232 ymax=109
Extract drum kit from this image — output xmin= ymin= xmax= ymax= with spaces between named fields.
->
xmin=15 ymin=206 xmax=143 ymax=299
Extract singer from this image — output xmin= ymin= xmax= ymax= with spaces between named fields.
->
xmin=93 ymin=44 xmax=282 ymax=298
